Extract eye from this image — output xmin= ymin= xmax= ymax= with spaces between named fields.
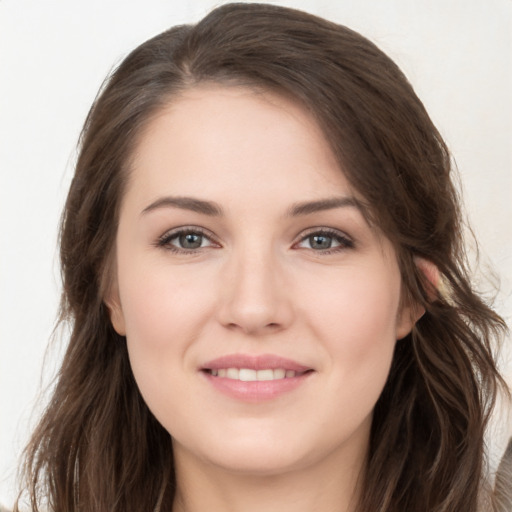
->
xmin=295 ymin=229 xmax=354 ymax=253
xmin=156 ymin=227 xmax=219 ymax=253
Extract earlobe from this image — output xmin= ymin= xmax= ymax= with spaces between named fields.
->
xmin=104 ymin=288 xmax=126 ymax=336
xmin=395 ymin=301 xmax=425 ymax=340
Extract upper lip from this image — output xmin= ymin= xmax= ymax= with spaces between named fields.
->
xmin=201 ymin=353 xmax=312 ymax=372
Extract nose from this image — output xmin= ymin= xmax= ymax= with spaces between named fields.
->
xmin=216 ymin=247 xmax=294 ymax=336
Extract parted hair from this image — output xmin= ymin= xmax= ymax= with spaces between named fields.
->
xmin=16 ymin=3 xmax=509 ymax=512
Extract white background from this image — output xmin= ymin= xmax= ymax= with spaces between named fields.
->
xmin=1 ymin=0 xmax=511 ymax=508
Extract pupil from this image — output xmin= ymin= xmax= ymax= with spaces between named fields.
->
xmin=180 ymin=233 xmax=202 ymax=249
xmin=310 ymin=235 xmax=331 ymax=249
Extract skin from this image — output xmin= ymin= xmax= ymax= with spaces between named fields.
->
xmin=107 ymin=85 xmax=422 ymax=512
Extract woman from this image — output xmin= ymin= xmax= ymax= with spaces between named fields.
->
xmin=15 ymin=3 xmax=510 ymax=511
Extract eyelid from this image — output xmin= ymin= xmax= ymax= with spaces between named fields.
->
xmin=155 ymin=225 xmax=221 ymax=251
xmin=292 ymin=227 xmax=355 ymax=251
xmin=154 ymin=225 xmax=353 ymax=254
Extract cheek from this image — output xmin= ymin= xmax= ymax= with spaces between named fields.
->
xmin=118 ymin=255 xmax=215 ymax=347
xmin=302 ymin=267 xmax=400 ymax=405
xmin=116 ymin=257 xmax=216 ymax=407
xmin=305 ymin=265 xmax=401 ymax=346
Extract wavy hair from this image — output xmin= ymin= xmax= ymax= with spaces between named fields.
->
xmin=16 ymin=3 xmax=509 ymax=511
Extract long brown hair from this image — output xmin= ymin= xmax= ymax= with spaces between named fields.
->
xmin=16 ymin=3 xmax=509 ymax=511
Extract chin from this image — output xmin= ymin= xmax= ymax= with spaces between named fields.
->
xmin=173 ymin=423 xmax=351 ymax=478
xmin=203 ymin=443 xmax=312 ymax=476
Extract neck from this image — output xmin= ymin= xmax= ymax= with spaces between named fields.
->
xmin=171 ymin=440 xmax=366 ymax=512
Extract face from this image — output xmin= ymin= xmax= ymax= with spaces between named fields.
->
xmin=108 ymin=85 xmax=418 ymax=477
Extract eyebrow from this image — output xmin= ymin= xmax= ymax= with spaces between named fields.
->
xmin=141 ymin=195 xmax=364 ymax=218
xmin=141 ymin=196 xmax=224 ymax=216
xmin=286 ymin=196 xmax=364 ymax=217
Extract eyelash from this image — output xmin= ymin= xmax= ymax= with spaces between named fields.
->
xmin=155 ymin=226 xmax=219 ymax=254
xmin=155 ymin=226 xmax=354 ymax=255
xmin=293 ymin=228 xmax=355 ymax=254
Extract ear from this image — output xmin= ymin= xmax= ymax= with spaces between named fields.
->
xmin=395 ymin=299 xmax=424 ymax=340
xmin=104 ymin=285 xmax=126 ymax=336
xmin=395 ymin=257 xmax=440 ymax=340
xmin=414 ymin=256 xmax=441 ymax=302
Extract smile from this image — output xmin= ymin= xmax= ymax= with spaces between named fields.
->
xmin=201 ymin=354 xmax=314 ymax=401
xmin=206 ymin=368 xmax=306 ymax=380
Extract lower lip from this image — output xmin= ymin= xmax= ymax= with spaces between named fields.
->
xmin=202 ymin=372 xmax=313 ymax=402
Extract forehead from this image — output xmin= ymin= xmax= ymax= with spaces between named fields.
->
xmin=126 ymin=85 xmax=357 ymax=211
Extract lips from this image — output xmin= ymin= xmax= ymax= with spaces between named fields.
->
xmin=202 ymin=353 xmax=311 ymax=372
xmin=209 ymin=368 xmax=301 ymax=381
xmin=201 ymin=354 xmax=314 ymax=401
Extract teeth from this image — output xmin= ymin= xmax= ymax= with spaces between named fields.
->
xmin=256 ymin=369 xmax=274 ymax=381
xmin=274 ymin=368 xmax=286 ymax=379
xmin=210 ymin=368 xmax=299 ymax=381
xmin=239 ymin=369 xmax=256 ymax=381
xmin=226 ymin=368 xmax=239 ymax=379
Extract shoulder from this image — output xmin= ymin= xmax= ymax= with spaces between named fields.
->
xmin=494 ymin=438 xmax=512 ymax=512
